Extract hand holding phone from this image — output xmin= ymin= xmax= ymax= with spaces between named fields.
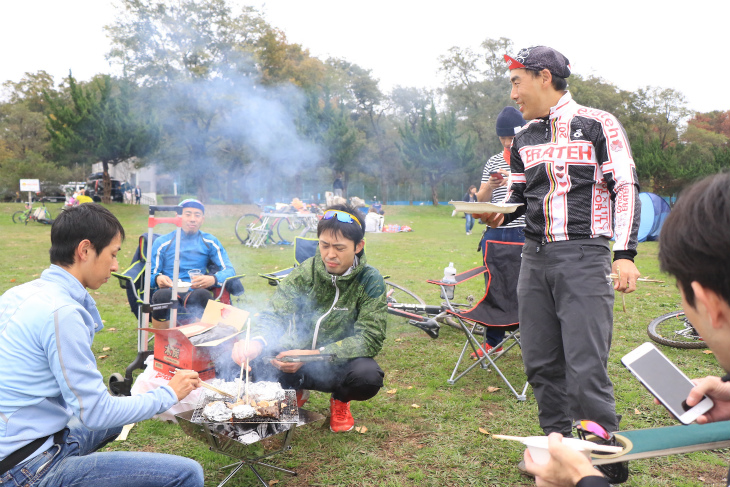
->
xmin=622 ymin=342 xmax=713 ymax=424
xmin=489 ymin=171 xmax=504 ymax=181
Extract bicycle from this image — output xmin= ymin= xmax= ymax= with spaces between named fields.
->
xmin=647 ymin=310 xmax=707 ymax=349
xmin=235 ymin=205 xmax=320 ymax=247
xmin=12 ymin=199 xmax=53 ymax=225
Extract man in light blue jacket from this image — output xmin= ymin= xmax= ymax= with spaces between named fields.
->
xmin=0 ymin=204 xmax=203 ymax=487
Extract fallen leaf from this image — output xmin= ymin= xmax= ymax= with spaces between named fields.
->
xmin=478 ymin=427 xmax=489 ymax=435
xmin=703 ymin=350 xmax=714 ymax=355
xmin=94 ymin=292 xmax=100 ymax=295
xmin=355 ymin=426 xmax=368 ymax=434
xmin=268 ymin=480 xmax=279 ymax=486
xmin=620 ymin=336 xmax=625 ymax=339
xmin=634 ymin=408 xmax=642 ymax=415
xmin=102 ymin=347 xmax=111 ymax=351
xmin=98 ymin=355 xmax=109 ymax=360
xmin=9 ymin=279 xmax=15 ymax=282
xmin=102 ymin=320 xmax=107 ymax=323
xmin=395 ymin=338 xmax=402 ymax=342
xmin=108 ymin=328 xmax=117 ymax=332
xmin=487 ymin=386 xmax=501 ymax=393
xmin=488 ymin=412 xmax=494 ymax=416
xmin=387 ymin=389 xmax=397 ymax=394
xmin=411 ymin=404 xmax=420 ymax=408
xmin=407 ymin=386 xmax=413 ymax=390
xmin=32 ymin=274 xmax=39 ymax=277
xmin=698 ymin=477 xmax=705 ymax=482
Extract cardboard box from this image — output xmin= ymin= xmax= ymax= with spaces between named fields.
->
xmin=141 ymin=300 xmax=249 ymax=375
xmin=152 ymin=359 xmax=216 ymax=381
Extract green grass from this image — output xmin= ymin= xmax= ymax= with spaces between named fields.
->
xmin=1 ymin=202 xmax=728 ymax=486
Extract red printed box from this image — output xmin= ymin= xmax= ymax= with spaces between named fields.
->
xmin=141 ymin=301 xmax=249 ymax=375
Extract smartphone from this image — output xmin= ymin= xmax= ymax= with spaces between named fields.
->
xmin=621 ymin=342 xmax=713 ymax=424
xmin=489 ymin=171 xmax=504 ymax=180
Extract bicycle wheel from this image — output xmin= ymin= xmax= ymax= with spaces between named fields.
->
xmin=384 ymin=280 xmax=425 ymax=305
xmin=12 ymin=211 xmax=27 ymax=224
xmin=276 ymin=217 xmax=304 ymax=244
xmin=647 ymin=311 xmax=708 ymax=349
xmin=234 ymin=214 xmax=261 ymax=244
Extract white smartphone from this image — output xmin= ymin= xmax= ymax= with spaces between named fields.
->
xmin=621 ymin=342 xmax=713 ymax=424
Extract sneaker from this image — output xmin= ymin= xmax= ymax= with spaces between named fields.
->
xmin=296 ymin=389 xmax=310 ymax=408
xmin=470 ymin=343 xmax=503 ymax=360
xmin=466 ymin=231 xmax=471 ymax=235
xmin=329 ymin=397 xmax=355 ymax=433
xmin=517 ymin=459 xmax=534 ymax=478
xmin=596 ymin=461 xmax=629 ymax=484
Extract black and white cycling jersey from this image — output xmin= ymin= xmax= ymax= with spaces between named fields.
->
xmin=503 ymin=92 xmax=640 ymax=259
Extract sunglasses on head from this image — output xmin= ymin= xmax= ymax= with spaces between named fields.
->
xmin=574 ymin=420 xmax=612 ymax=442
xmin=323 ymin=210 xmax=362 ymax=228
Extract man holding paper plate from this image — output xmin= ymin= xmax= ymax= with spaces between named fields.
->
xmin=480 ymin=46 xmax=641 ymax=480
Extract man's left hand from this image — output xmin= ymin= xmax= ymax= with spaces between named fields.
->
xmin=524 ymin=433 xmax=603 ymax=487
xmin=272 ymin=349 xmax=321 ymax=374
xmin=612 ymin=259 xmax=640 ymax=294
xmin=191 ymin=275 xmax=216 ymax=290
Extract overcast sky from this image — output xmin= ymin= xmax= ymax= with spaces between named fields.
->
xmin=1 ymin=0 xmax=727 ymax=114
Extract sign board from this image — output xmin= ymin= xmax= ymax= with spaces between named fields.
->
xmin=19 ymin=179 xmax=40 ymax=192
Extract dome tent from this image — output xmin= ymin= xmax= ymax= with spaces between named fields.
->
xmin=638 ymin=192 xmax=671 ymax=242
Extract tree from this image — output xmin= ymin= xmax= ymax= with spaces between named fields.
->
xmin=46 ymin=74 xmax=159 ymax=203
xmin=397 ymin=104 xmax=474 ymax=205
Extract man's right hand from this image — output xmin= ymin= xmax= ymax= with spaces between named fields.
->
xmin=168 ymin=369 xmax=200 ymax=401
xmin=156 ymin=275 xmax=173 ymax=288
xmin=477 ymin=212 xmax=505 ymax=228
xmin=687 ymin=376 xmax=730 ymax=424
xmin=524 ymin=433 xmax=603 ymax=487
xmin=232 ymin=339 xmax=264 ymax=366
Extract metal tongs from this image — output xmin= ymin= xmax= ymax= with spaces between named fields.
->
xmin=261 ymin=354 xmax=337 ymax=363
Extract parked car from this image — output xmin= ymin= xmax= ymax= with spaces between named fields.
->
xmin=86 ymin=174 xmax=124 ymax=202
xmin=38 ymin=182 xmax=66 ymax=203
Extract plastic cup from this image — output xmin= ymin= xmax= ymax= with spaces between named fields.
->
xmin=188 ymin=269 xmax=202 ymax=280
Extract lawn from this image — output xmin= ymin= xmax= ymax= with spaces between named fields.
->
xmin=1 ymin=202 xmax=727 ymax=486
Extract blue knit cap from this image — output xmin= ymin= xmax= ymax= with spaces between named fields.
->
xmin=179 ymin=198 xmax=205 ymax=213
xmin=496 ymin=107 xmax=526 ymax=137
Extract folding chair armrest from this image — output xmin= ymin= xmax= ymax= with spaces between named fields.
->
xmin=214 ymin=274 xmax=245 ymax=298
xmin=111 ymin=271 xmax=132 ymax=289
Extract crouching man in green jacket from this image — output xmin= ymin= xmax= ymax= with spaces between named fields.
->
xmin=232 ymin=204 xmax=386 ymax=432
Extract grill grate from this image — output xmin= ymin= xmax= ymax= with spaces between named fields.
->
xmin=191 ymin=389 xmax=299 ymax=424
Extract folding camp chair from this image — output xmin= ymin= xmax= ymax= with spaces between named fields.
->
xmin=427 ymin=240 xmax=529 ymax=401
xmin=108 ymin=206 xmax=245 ymax=396
xmin=259 ymin=236 xmax=319 ymax=286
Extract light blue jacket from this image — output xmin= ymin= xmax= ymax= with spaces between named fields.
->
xmin=150 ymin=230 xmax=235 ymax=288
xmin=0 ymin=265 xmax=178 ymax=462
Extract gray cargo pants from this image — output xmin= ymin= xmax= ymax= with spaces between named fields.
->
xmin=518 ymin=237 xmax=619 ymax=435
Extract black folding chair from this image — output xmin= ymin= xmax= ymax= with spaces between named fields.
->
xmin=259 ymin=236 xmax=319 ymax=286
xmin=428 ymin=240 xmax=529 ymax=401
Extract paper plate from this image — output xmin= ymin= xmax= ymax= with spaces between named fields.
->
xmin=177 ymin=281 xmax=191 ymax=292
xmin=448 ymin=201 xmax=523 ymax=214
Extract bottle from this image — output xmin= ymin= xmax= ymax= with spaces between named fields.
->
xmin=440 ymin=262 xmax=456 ymax=300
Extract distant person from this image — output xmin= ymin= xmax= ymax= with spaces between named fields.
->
xmin=364 ymin=206 xmax=382 ymax=233
xmin=135 ymin=186 xmax=142 ymax=205
xmin=333 ymin=174 xmax=344 ymax=198
xmin=232 ymin=204 xmax=387 ymax=433
xmin=524 ymin=173 xmax=730 ymax=486
xmin=479 ymin=46 xmax=640 ymax=483
xmin=463 ymin=185 xmax=478 ymax=235
xmin=75 ymin=189 xmax=93 ymax=204
xmin=150 ymin=199 xmax=236 ymax=326
xmin=0 ymin=203 xmax=203 ymax=487
xmin=472 ymin=106 xmax=526 ymax=358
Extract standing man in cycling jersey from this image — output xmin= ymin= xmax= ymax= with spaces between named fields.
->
xmin=481 ymin=46 xmax=641 ymax=473
xmin=231 ymin=204 xmax=386 ymax=434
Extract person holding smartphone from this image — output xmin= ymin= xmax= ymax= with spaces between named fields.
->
xmin=472 ymin=106 xmax=526 ymax=358
xmin=523 ymin=173 xmax=730 ymax=486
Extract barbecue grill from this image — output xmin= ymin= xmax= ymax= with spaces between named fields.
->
xmin=176 ymin=390 xmax=325 ymax=486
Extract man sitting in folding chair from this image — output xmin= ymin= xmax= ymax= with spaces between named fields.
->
xmin=429 ymin=239 xmax=529 ymax=401
xmin=232 ymin=204 xmax=387 ymax=433
xmin=149 ymin=199 xmax=238 ymax=327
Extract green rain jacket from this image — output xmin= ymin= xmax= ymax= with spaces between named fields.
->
xmin=252 ymin=248 xmax=387 ymax=359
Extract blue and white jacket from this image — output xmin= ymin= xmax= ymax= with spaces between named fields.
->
xmin=150 ymin=230 xmax=235 ymax=288
xmin=0 ymin=266 xmax=178 ymax=462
